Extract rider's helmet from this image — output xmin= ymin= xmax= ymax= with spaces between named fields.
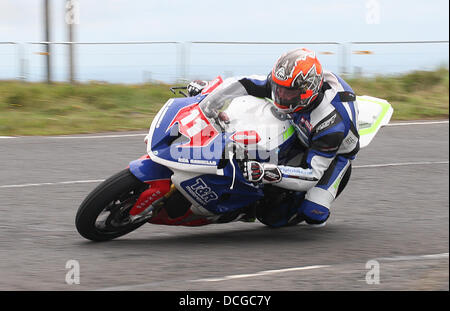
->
xmin=270 ymin=48 xmax=324 ymax=113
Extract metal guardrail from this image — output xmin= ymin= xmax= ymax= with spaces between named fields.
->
xmin=24 ymin=41 xmax=182 ymax=82
xmin=0 ymin=42 xmax=19 ymax=80
xmin=348 ymin=40 xmax=449 ymax=76
xmin=188 ymin=41 xmax=346 ymax=78
xmin=0 ymin=40 xmax=448 ymax=83
xmin=27 ymin=41 xmax=180 ymax=45
xmin=190 ymin=41 xmax=341 ymax=45
xmin=350 ymin=40 xmax=449 ymax=44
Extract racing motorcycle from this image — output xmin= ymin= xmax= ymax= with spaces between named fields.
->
xmin=75 ymin=76 xmax=393 ymax=241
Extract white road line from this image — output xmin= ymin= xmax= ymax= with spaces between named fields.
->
xmin=0 ymin=133 xmax=147 ymax=139
xmin=97 ymin=252 xmax=448 ymax=290
xmin=386 ymin=120 xmax=449 ymax=126
xmin=190 ymin=265 xmax=330 ymax=283
xmin=353 ymin=160 xmax=449 ymax=169
xmin=376 ymin=252 xmax=449 ymax=262
xmin=0 ymin=160 xmax=448 ymax=189
xmin=0 ymin=120 xmax=447 ymax=140
xmin=189 ymin=253 xmax=449 ymax=284
xmin=0 ymin=179 xmax=105 ymax=189
xmin=47 ymin=133 xmax=147 ymax=139
xmin=97 ymin=265 xmax=329 ymax=291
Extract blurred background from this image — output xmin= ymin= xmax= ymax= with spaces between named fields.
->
xmin=0 ymin=0 xmax=448 ymax=135
xmin=0 ymin=0 xmax=449 ymax=83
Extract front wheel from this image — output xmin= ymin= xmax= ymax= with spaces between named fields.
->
xmin=75 ymin=169 xmax=149 ymax=241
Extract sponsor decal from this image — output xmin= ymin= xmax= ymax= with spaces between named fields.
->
xmin=311 ymin=209 xmax=326 ymax=215
xmin=231 ymin=130 xmax=261 ymax=145
xmin=316 ymin=114 xmax=337 ymax=132
xmin=344 ymin=135 xmax=357 ymax=145
xmin=168 ymin=103 xmax=219 ymax=147
xmin=279 ymin=166 xmax=318 ymax=181
xmin=185 ymin=178 xmax=218 ymax=205
xmin=300 ymin=117 xmax=313 ymax=132
xmin=275 ymin=65 xmax=289 ymax=81
xmin=177 ymin=158 xmax=217 ymax=166
xmin=279 ymin=166 xmax=313 ymax=176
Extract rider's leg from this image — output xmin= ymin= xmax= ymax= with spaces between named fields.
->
xmin=255 ymin=187 xmax=305 ymax=227
xmin=298 ymin=156 xmax=352 ymax=225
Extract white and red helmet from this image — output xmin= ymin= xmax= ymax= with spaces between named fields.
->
xmin=270 ymin=48 xmax=324 ymax=113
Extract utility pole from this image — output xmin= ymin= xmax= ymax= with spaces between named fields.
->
xmin=66 ymin=0 xmax=78 ymax=83
xmin=44 ymin=0 xmax=51 ymax=83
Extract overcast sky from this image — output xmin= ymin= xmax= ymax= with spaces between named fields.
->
xmin=1 ymin=0 xmax=449 ymax=43
xmin=0 ymin=0 xmax=448 ymax=82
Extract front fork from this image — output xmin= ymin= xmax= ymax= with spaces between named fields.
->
xmin=127 ymin=155 xmax=173 ymax=216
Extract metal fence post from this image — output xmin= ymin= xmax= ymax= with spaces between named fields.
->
xmin=177 ymin=42 xmax=188 ymax=82
xmin=17 ymin=43 xmax=28 ymax=81
xmin=340 ymin=42 xmax=349 ymax=77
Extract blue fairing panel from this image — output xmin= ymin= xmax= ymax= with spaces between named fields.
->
xmin=129 ymin=157 xmax=173 ymax=182
xmin=180 ymin=159 xmax=263 ymax=214
xmin=150 ymin=96 xmax=203 ymax=156
xmin=150 ymin=95 xmax=225 ymax=167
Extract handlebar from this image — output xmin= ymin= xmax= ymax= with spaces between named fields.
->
xmin=169 ymin=86 xmax=188 ymax=98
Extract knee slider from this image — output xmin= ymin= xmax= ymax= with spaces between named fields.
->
xmin=299 ymin=200 xmax=330 ymax=224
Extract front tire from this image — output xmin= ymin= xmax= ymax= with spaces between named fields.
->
xmin=75 ymin=169 xmax=149 ymax=241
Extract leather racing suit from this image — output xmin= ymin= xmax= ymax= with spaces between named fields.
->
xmin=201 ymin=71 xmax=360 ymax=225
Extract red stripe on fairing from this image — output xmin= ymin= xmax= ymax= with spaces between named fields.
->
xmin=231 ymin=130 xmax=261 ymax=145
xmin=148 ymin=208 xmax=212 ymax=226
xmin=129 ymin=179 xmax=171 ymax=216
xmin=168 ymin=103 xmax=219 ymax=148
xmin=201 ymin=76 xmax=223 ymax=95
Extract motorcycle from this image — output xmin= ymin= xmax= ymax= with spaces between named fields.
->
xmin=75 ymin=76 xmax=393 ymax=241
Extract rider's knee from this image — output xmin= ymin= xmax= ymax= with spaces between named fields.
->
xmin=298 ymin=199 xmax=330 ymax=224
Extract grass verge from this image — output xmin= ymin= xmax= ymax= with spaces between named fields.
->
xmin=0 ymin=68 xmax=448 ymax=136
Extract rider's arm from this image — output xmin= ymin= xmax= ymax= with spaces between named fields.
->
xmin=238 ymin=75 xmax=272 ymax=98
xmin=269 ymin=115 xmax=346 ymax=192
xmin=201 ymin=81 xmax=248 ymax=117
xmin=201 ymin=75 xmax=271 ymax=117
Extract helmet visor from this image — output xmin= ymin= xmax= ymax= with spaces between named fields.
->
xmin=271 ymin=81 xmax=313 ymax=111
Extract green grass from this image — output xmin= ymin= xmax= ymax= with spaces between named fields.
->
xmin=0 ymin=68 xmax=448 ymax=136
xmin=0 ymin=82 xmax=174 ymax=136
xmin=348 ymin=67 xmax=449 ymax=120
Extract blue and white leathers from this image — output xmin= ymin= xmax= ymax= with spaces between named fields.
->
xmin=234 ymin=71 xmax=360 ymax=224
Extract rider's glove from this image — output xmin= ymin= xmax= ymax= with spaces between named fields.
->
xmin=187 ymin=80 xmax=208 ymax=97
xmin=242 ymin=161 xmax=282 ymax=184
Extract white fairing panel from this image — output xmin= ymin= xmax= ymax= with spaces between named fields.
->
xmin=224 ymin=96 xmax=291 ymax=152
xmin=357 ymin=95 xmax=394 ymax=149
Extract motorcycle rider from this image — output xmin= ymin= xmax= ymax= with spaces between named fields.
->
xmin=187 ymin=48 xmax=359 ymax=227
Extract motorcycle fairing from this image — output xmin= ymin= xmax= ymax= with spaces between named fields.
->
xmin=129 ymin=156 xmax=173 ymax=183
xmin=179 ymin=158 xmax=264 ymax=214
xmin=148 ymin=96 xmax=226 ymax=173
xmin=357 ymin=95 xmax=394 ymax=149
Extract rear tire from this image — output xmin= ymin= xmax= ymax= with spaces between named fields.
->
xmin=75 ymin=169 xmax=149 ymax=242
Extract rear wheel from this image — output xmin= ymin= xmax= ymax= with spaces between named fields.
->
xmin=75 ymin=169 xmax=149 ymax=242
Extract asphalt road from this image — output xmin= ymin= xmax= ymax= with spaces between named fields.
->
xmin=0 ymin=121 xmax=448 ymax=291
